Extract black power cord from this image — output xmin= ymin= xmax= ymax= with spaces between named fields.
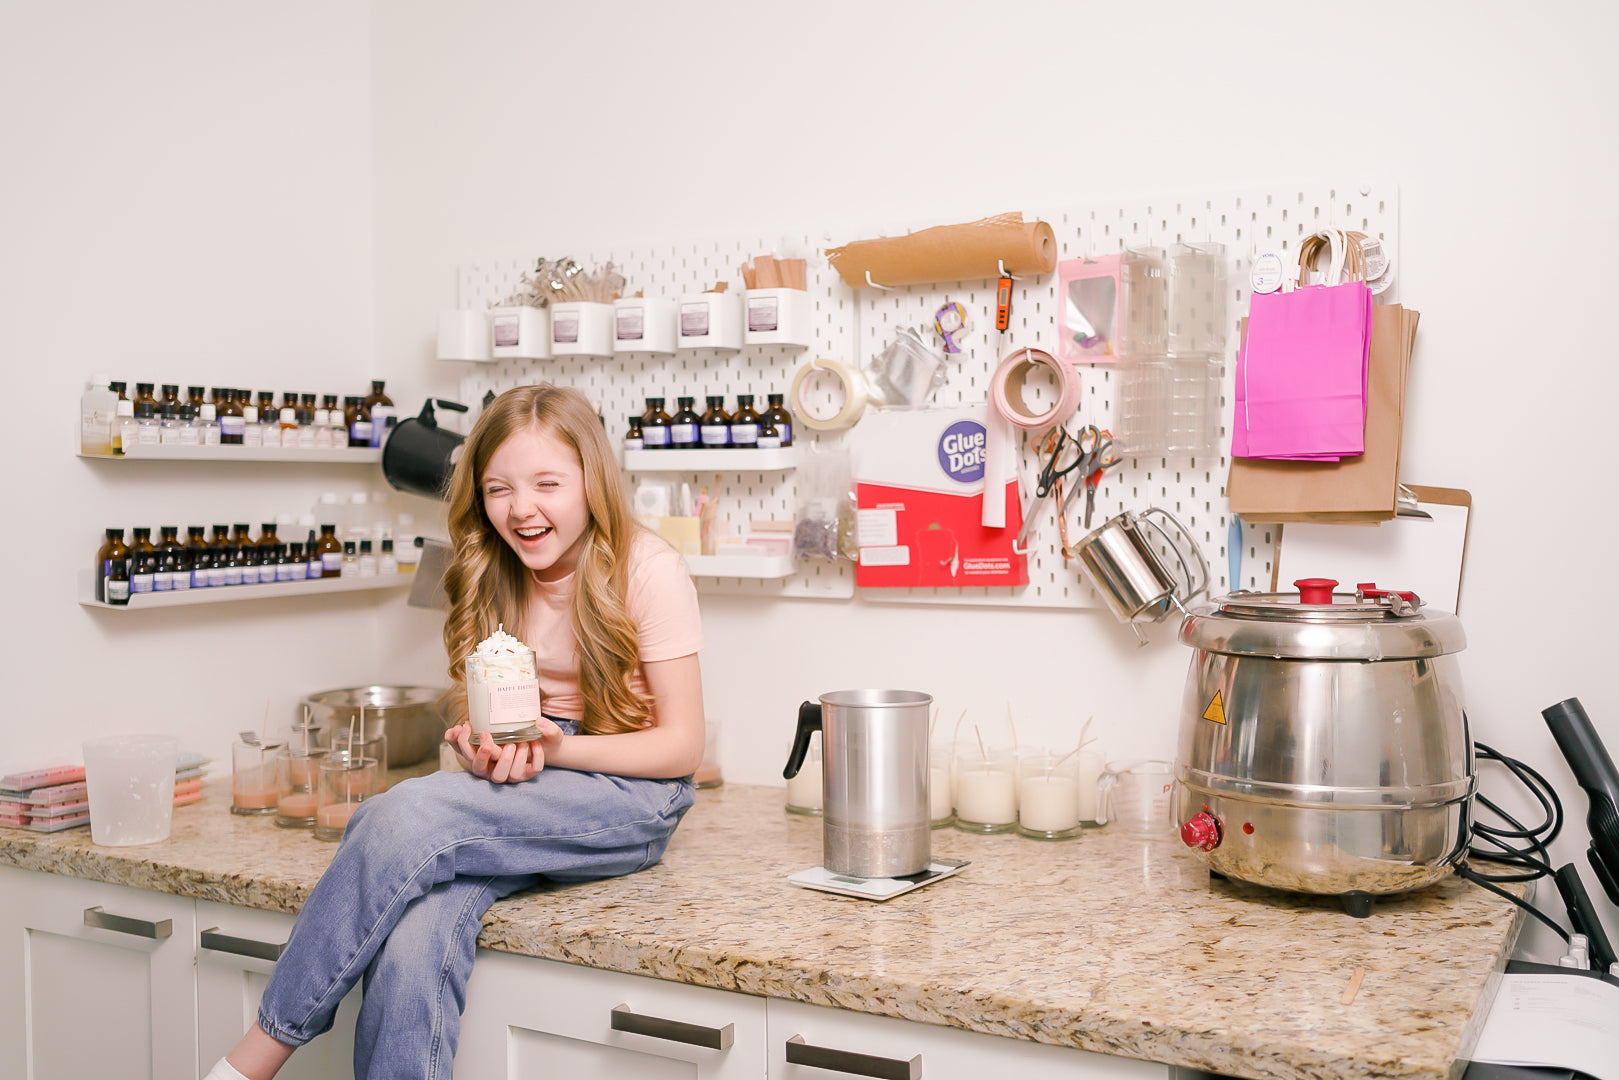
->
xmin=1458 ymin=740 xmax=1570 ymax=943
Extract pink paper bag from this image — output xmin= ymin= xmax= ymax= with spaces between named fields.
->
xmin=1232 ymin=281 xmax=1372 ymax=459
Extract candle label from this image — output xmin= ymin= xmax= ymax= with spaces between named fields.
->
xmin=486 ymin=681 xmax=542 ymax=727
xmin=746 ymin=295 xmax=779 ymax=332
xmin=679 ymin=302 xmax=710 ymax=337
xmin=552 ymin=312 xmax=579 ymax=343
xmin=616 ymin=307 xmax=644 ymax=340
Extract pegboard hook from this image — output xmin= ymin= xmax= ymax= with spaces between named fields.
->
xmin=997 ymin=259 xmax=1020 ymax=281
xmin=864 ymin=270 xmax=891 ymax=291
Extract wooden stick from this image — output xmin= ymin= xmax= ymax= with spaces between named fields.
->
xmin=1341 ymin=968 xmax=1366 ymax=1005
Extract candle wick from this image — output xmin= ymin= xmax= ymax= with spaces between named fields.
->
xmin=974 ymin=724 xmax=989 ymax=763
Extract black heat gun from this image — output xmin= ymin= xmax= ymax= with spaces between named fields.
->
xmin=1541 ymin=697 xmax=1619 ymax=906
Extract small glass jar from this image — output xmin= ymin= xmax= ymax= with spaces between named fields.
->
xmin=231 ymin=738 xmax=284 ymax=816
xmin=314 ymin=751 xmax=380 ymax=841
xmin=275 ymin=744 xmax=328 ymax=828
xmin=953 ymin=748 xmax=1017 ymax=834
xmin=784 ymin=729 xmax=823 ymax=816
xmin=328 ymin=728 xmax=389 ymax=794
xmin=1017 ymin=750 xmax=1083 ymax=840
xmin=928 ymin=748 xmax=955 ymax=829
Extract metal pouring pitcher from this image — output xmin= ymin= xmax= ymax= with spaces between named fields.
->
xmin=1071 ymin=508 xmax=1209 ymax=644
xmin=784 ymin=690 xmax=931 ymax=878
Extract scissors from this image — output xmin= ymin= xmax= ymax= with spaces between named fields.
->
xmin=1016 ymin=425 xmax=1117 ymax=552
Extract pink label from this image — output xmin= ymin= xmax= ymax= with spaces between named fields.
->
xmin=679 ymin=302 xmax=710 ymax=336
xmin=552 ymin=313 xmax=579 ymax=343
xmin=492 ymin=314 xmax=520 ymax=347
xmin=487 ymin=680 xmax=542 ymax=727
xmin=616 ymin=308 xmax=644 ymax=340
xmin=747 ymin=296 xmax=779 ymax=332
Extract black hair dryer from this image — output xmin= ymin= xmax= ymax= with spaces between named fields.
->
xmin=380 ymin=398 xmax=469 ymax=500
xmin=1542 ymin=697 xmax=1619 ymax=905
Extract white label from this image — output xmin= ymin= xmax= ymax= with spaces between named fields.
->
xmin=552 ymin=312 xmax=579 ymax=343
xmin=137 ymin=424 xmax=159 ymax=445
xmin=308 ymin=560 xmax=322 ymax=577
xmin=857 ymin=508 xmax=900 ymax=547
xmin=492 ymin=313 xmax=520 ymax=347
xmin=171 ymin=571 xmax=190 ymax=590
xmin=242 ymin=405 xmax=259 ymax=423
xmin=730 ymin=423 xmax=759 ymax=445
xmin=747 ymin=295 xmax=780 ymax=332
xmin=297 ymin=427 xmax=316 ymax=448
xmin=700 ymin=424 xmax=729 ymax=446
xmin=160 ymin=425 xmax=182 ymax=445
xmin=243 ymin=425 xmax=263 ymax=446
xmin=1250 ymin=251 xmax=1286 ymax=294
xmin=277 ymin=563 xmax=296 ymax=582
xmin=642 ymin=425 xmax=671 ymax=446
xmin=322 ymin=552 xmax=343 ymax=571
xmin=858 ymin=545 xmax=912 ymax=567
xmin=107 ymin=579 xmax=130 ymax=602
xmin=757 ymin=432 xmax=782 ymax=449
xmin=623 ymin=436 xmax=643 ymax=451
xmin=777 ymin=420 xmax=792 ymax=444
xmin=615 ymin=307 xmax=644 ymax=340
xmin=179 ymin=425 xmax=200 ymax=445
xmin=487 ymin=680 xmax=543 ymax=727
xmin=208 ymin=567 xmax=226 ymax=586
xmin=241 ymin=565 xmax=259 ymax=585
xmin=350 ymin=420 xmax=372 ymax=442
xmin=670 ymin=422 xmax=697 ymax=444
xmin=224 ymin=566 xmax=242 ymax=586
xmin=679 ymin=302 xmax=710 ymax=337
xmin=131 ymin=573 xmax=153 ymax=593
xmin=153 ymin=571 xmax=173 ymax=590
xmin=220 ymin=416 xmax=244 ymax=437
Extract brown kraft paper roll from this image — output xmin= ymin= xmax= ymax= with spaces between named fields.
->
xmin=825 ymin=212 xmax=1058 ymax=289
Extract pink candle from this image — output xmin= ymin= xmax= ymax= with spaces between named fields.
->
xmin=278 ymin=792 xmax=318 ymax=817
xmin=317 ymin=802 xmax=358 ymax=829
xmin=233 ymin=783 xmax=280 ymax=810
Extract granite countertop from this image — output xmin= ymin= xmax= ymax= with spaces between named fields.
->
xmin=0 ymin=779 xmax=1523 ymax=1080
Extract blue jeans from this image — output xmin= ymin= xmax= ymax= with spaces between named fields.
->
xmin=256 ymin=724 xmax=695 ymax=1080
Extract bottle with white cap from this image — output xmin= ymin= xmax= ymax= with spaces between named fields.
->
xmin=345 ymin=492 xmax=371 ymax=542
xmin=395 ymin=512 xmax=419 ymax=568
xmin=80 ymin=374 xmax=117 ymax=456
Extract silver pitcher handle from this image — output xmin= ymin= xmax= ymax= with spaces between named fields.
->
xmin=1137 ymin=507 xmax=1210 ymax=604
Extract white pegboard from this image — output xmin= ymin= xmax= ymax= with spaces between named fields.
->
xmin=455 ymin=182 xmax=1397 ymax=610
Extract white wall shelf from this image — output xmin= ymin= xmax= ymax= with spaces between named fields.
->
xmin=80 ymin=569 xmax=411 ymax=610
xmin=623 ymin=446 xmax=799 ymax=472
xmin=80 ymin=446 xmax=382 ymax=464
xmin=682 ymin=554 xmax=796 ymax=579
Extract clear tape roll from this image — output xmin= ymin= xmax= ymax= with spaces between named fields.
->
xmin=789 ymin=358 xmax=870 ymax=431
xmin=988 ymin=347 xmax=1082 ymax=431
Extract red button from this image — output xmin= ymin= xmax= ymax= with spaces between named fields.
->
xmin=1181 ymin=810 xmax=1222 ymax=851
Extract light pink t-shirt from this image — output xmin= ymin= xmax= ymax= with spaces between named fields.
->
xmin=525 ymin=530 xmax=704 ymax=723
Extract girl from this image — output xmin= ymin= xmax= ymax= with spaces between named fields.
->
xmin=208 ymin=384 xmax=706 ymax=1080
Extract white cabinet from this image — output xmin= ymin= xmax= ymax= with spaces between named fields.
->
xmin=194 ymin=900 xmax=360 ymax=1080
xmin=455 ymin=949 xmax=768 ymax=1080
xmin=767 ymin=998 xmax=1168 ymax=1080
xmin=0 ymin=865 xmax=199 ymax=1080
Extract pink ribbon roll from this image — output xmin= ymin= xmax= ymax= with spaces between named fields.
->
xmin=988 ymin=347 xmax=1082 ymax=431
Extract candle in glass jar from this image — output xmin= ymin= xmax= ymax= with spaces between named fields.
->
xmin=1075 ymin=749 xmax=1105 ymax=823
xmin=1018 ymin=773 xmax=1079 ymax=833
xmin=277 ymin=792 xmax=318 ymax=818
xmin=316 ymin=802 xmax=358 ymax=830
xmin=233 ymin=784 xmax=280 ymax=810
xmin=929 ymin=761 xmax=952 ymax=822
xmin=955 ymin=767 xmax=1016 ymax=825
xmin=785 ymin=752 xmax=822 ymax=812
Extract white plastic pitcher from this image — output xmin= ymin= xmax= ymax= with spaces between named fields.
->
xmin=83 ymin=735 xmax=178 ymax=846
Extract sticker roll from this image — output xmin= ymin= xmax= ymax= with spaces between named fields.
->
xmin=988 ymin=347 xmax=1083 ymax=431
xmin=789 ymin=357 xmax=870 ymax=432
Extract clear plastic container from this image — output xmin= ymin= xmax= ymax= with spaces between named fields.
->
xmin=1117 ymin=247 xmax=1167 ymax=357
xmin=1115 ymin=357 xmax=1169 ymax=455
xmin=1167 ymin=242 xmax=1229 ymax=356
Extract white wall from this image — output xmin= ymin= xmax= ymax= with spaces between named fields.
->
xmin=368 ymin=0 xmax=1619 ymax=955
xmin=0 ymin=2 xmax=380 ymax=769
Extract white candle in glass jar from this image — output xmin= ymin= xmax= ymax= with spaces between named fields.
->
xmin=929 ymin=762 xmax=952 ymax=821
xmin=1075 ymin=750 xmax=1105 ymax=822
xmin=956 ymin=767 xmax=1016 ymax=825
xmin=1018 ymin=773 xmax=1079 ymax=832
xmin=785 ymin=740 xmax=823 ymax=811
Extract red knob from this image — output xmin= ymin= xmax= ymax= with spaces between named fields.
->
xmin=1293 ymin=577 xmax=1338 ymax=605
xmin=1181 ymin=811 xmax=1223 ymax=851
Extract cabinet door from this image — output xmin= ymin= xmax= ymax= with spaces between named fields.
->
xmin=767 ymin=998 xmax=1168 ymax=1080
xmin=194 ymin=900 xmax=361 ymax=1080
xmin=456 ymin=949 xmax=768 ymax=1080
xmin=0 ymin=865 xmax=199 ymax=1080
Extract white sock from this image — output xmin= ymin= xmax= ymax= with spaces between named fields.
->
xmin=204 ymin=1058 xmax=252 ymax=1080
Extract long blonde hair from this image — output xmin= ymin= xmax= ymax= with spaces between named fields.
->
xmin=442 ymin=385 xmax=649 ymax=735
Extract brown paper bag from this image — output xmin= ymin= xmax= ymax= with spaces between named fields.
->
xmin=1226 ymin=305 xmax=1418 ymax=521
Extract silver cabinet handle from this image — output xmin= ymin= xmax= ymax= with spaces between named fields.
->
xmin=200 ymin=927 xmax=286 ymax=962
xmin=82 ymin=906 xmax=172 ymax=940
xmin=610 ymin=1003 xmax=734 ymax=1050
xmin=785 ymin=1034 xmax=921 ymax=1080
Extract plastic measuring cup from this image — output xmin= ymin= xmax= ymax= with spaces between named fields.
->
xmin=1095 ymin=759 xmax=1175 ymax=837
xmin=82 ymin=735 xmax=179 ymax=846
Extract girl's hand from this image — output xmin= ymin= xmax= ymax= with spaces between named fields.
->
xmin=444 ymin=722 xmax=557 ymax=784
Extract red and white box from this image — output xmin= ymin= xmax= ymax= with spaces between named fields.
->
xmin=850 ymin=406 xmax=1028 ymax=588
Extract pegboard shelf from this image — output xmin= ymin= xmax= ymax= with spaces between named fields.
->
xmin=80 ymin=446 xmax=381 ymax=464
xmin=623 ymin=447 xmax=800 ymax=472
xmin=682 ymin=554 xmax=796 ymax=579
xmin=79 ymin=568 xmax=409 ymax=609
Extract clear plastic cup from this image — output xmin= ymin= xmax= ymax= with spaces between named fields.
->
xmin=83 ymin=735 xmax=179 ymax=846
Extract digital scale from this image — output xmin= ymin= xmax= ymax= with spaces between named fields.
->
xmin=788 ymin=858 xmax=969 ymax=901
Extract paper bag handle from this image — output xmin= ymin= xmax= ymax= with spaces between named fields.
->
xmin=1296 ymin=229 xmax=1367 ymax=287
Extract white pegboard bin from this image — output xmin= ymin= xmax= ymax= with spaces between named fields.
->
xmin=455 ymin=183 xmax=1393 ymax=610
